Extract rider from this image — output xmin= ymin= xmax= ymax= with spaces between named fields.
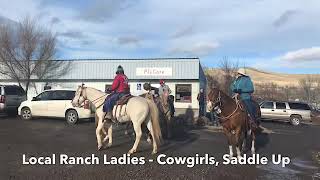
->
xmin=230 ymin=68 xmax=257 ymax=129
xmin=103 ymin=65 xmax=130 ymax=120
xmin=158 ymin=79 xmax=175 ymax=116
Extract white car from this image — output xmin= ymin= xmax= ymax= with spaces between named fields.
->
xmin=18 ymin=89 xmax=94 ymax=124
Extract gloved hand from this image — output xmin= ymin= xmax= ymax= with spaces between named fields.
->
xmin=106 ymin=88 xmax=112 ymax=94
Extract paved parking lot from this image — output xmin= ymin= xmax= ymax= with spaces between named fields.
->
xmin=0 ymin=115 xmax=319 ymax=180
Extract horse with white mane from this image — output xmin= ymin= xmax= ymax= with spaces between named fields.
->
xmin=71 ymin=85 xmax=162 ymax=154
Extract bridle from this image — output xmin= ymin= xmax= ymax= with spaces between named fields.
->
xmin=73 ymin=85 xmax=107 ymax=108
xmin=208 ymin=90 xmax=241 ymax=122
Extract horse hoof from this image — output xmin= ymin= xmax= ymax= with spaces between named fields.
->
xmin=147 ymin=138 xmax=152 ymax=144
xmin=128 ymin=149 xmax=136 ymax=155
xmin=98 ymin=145 xmax=103 ymax=151
xmin=151 ymin=150 xmax=157 ymax=155
xmin=237 ymin=156 xmax=242 ymax=159
xmin=107 ymin=143 xmax=112 ymax=148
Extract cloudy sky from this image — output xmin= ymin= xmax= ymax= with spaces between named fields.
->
xmin=0 ymin=0 xmax=320 ymax=73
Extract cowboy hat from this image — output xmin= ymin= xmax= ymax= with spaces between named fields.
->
xmin=237 ymin=68 xmax=248 ymax=76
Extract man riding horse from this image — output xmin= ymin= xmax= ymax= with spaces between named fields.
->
xmin=230 ymin=68 xmax=258 ymax=129
xmin=103 ymin=65 xmax=130 ymax=120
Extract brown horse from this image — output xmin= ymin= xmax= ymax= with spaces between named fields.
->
xmin=207 ymin=88 xmax=259 ymax=158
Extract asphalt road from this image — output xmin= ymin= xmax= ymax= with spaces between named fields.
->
xmin=0 ymin=114 xmax=319 ymax=180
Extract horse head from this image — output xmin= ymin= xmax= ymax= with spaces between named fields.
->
xmin=71 ymin=84 xmax=87 ymax=107
xmin=207 ymin=87 xmax=222 ymax=112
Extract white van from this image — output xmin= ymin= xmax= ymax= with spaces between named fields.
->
xmin=18 ymin=89 xmax=94 ymax=124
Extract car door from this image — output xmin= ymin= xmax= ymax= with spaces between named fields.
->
xmin=273 ymin=102 xmax=289 ymax=120
xmin=260 ymin=101 xmax=275 ymax=119
xmin=31 ymin=91 xmax=51 ymax=116
xmin=46 ymin=91 xmax=68 ymax=118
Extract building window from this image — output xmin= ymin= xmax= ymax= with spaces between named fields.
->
xmin=175 ymin=84 xmax=192 ymax=103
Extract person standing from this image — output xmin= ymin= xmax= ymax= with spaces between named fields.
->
xmin=197 ymin=88 xmax=205 ymax=117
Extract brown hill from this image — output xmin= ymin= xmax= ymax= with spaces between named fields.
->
xmin=206 ymin=68 xmax=320 ymax=87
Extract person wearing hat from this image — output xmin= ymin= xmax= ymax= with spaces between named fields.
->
xmin=158 ymin=79 xmax=174 ymax=114
xmin=103 ymin=65 xmax=130 ymax=120
xmin=230 ymin=68 xmax=257 ymax=129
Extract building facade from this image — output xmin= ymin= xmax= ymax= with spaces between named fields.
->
xmin=0 ymin=58 xmax=207 ymax=115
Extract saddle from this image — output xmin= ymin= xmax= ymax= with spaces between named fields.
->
xmin=117 ymin=94 xmax=134 ymax=105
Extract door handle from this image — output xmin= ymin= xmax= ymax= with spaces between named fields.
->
xmin=283 ymin=110 xmax=286 ymax=112
xmin=271 ymin=110 xmax=275 ymax=111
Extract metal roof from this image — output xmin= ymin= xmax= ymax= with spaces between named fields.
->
xmin=0 ymin=58 xmax=203 ymax=80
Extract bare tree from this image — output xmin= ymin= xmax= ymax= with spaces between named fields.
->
xmin=299 ymin=76 xmax=316 ymax=103
xmin=0 ymin=17 xmax=71 ymax=94
xmin=219 ymin=56 xmax=238 ymax=95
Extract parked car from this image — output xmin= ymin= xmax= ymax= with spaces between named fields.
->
xmin=0 ymin=85 xmax=27 ymax=115
xmin=260 ymin=101 xmax=312 ymax=126
xmin=18 ymin=89 xmax=94 ymax=124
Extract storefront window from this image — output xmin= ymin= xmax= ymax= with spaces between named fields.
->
xmin=175 ymin=84 xmax=192 ymax=103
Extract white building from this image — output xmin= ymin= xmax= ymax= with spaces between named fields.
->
xmin=0 ymin=58 xmax=207 ymax=116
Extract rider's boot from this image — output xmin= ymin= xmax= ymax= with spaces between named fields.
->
xmin=105 ymin=111 xmax=112 ymax=120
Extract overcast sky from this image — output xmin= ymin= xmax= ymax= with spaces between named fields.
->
xmin=1 ymin=0 xmax=320 ymax=74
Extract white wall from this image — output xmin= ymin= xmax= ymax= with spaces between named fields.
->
xmin=18 ymin=81 xmax=200 ymax=109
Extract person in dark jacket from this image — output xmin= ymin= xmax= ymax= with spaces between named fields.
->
xmin=103 ymin=65 xmax=130 ymax=120
xmin=197 ymin=88 xmax=205 ymax=117
xmin=230 ymin=68 xmax=257 ymax=128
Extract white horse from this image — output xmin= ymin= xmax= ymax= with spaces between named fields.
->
xmin=71 ymin=85 xmax=162 ymax=154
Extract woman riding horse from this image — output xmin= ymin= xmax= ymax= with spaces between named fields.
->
xmin=230 ymin=68 xmax=258 ymax=129
xmin=103 ymin=65 xmax=130 ymax=120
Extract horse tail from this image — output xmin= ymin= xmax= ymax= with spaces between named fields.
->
xmin=146 ymin=99 xmax=162 ymax=146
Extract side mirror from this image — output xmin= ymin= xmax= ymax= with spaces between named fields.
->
xmin=32 ymin=97 xmax=37 ymax=101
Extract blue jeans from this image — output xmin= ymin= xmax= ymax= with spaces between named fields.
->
xmin=199 ymin=103 xmax=205 ymax=117
xmin=103 ymin=93 xmax=125 ymax=112
xmin=242 ymin=99 xmax=256 ymax=122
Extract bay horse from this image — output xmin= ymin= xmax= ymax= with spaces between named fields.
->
xmin=71 ymin=85 xmax=162 ymax=155
xmin=207 ymin=88 xmax=259 ymax=158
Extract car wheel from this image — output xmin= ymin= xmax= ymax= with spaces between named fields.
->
xmin=290 ymin=115 xmax=301 ymax=126
xmin=21 ymin=107 xmax=32 ymax=120
xmin=66 ymin=110 xmax=78 ymax=125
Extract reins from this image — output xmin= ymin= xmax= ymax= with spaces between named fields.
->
xmin=76 ymin=87 xmax=107 ymax=109
xmin=211 ymin=91 xmax=242 ymax=123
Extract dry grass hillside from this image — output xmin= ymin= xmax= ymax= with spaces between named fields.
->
xmin=206 ymin=68 xmax=320 ymax=87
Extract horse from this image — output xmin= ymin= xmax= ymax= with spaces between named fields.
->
xmin=71 ymin=85 xmax=162 ymax=155
xmin=140 ymin=91 xmax=175 ymax=139
xmin=207 ymin=88 xmax=259 ymax=158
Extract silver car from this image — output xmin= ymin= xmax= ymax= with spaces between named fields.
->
xmin=0 ymin=85 xmax=27 ymax=115
xmin=260 ymin=101 xmax=312 ymax=126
